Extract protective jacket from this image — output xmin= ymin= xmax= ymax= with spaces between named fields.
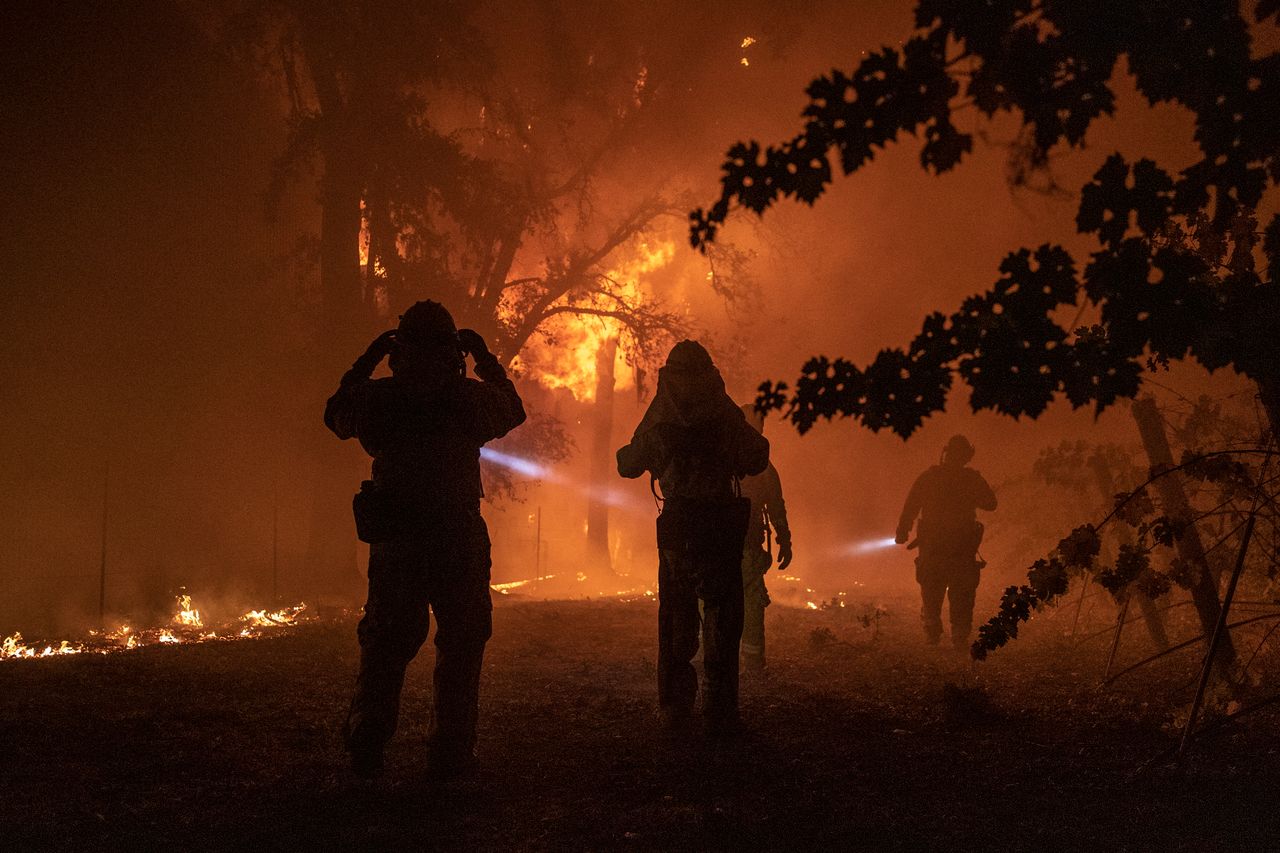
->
xmin=896 ymin=463 xmax=997 ymax=553
xmin=741 ymin=463 xmax=790 ymax=555
xmin=617 ymin=340 xmax=767 ymax=728
xmin=324 ymin=356 xmax=526 ymax=507
xmin=616 ymin=359 xmax=768 ymax=497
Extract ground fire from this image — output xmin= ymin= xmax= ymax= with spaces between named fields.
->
xmin=1 ymin=595 xmax=312 ymax=660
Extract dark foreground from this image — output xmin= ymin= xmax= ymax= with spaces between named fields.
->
xmin=2 ymin=592 xmax=1278 ymax=852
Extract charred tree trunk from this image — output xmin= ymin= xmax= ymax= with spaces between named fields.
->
xmin=1131 ymin=397 xmax=1234 ymax=665
xmin=1088 ymin=454 xmax=1169 ymax=650
xmin=302 ymin=136 xmax=368 ymax=601
xmin=586 ymin=336 xmax=618 ymax=577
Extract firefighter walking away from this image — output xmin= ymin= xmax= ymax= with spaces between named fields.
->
xmin=738 ymin=404 xmax=793 ymax=672
xmin=895 ymin=434 xmax=997 ymax=653
xmin=617 ymin=341 xmax=769 ymax=737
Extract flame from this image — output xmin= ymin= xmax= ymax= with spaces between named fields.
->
xmin=2 ymin=595 xmax=315 ymax=662
xmin=511 ymin=239 xmax=676 ymax=401
xmin=1 ymin=634 xmax=85 ymax=659
xmin=491 ymin=578 xmax=534 ymax=594
xmin=241 ymin=604 xmax=306 ymax=628
xmin=173 ymin=594 xmax=203 ymax=628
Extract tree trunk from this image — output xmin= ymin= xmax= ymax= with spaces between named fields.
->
xmin=302 ymin=140 xmax=368 ymax=602
xmin=1088 ymin=453 xmax=1169 ymax=650
xmin=1256 ymin=372 xmax=1280 ymax=449
xmin=1131 ymin=397 xmax=1234 ymax=665
xmin=586 ymin=336 xmax=618 ymax=577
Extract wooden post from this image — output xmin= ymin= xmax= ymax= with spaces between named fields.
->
xmin=98 ymin=461 xmax=109 ymax=626
xmin=1179 ymin=513 xmax=1256 ymax=757
xmin=1103 ymin=596 xmax=1130 ymax=681
xmin=1088 ymin=452 xmax=1168 ymax=649
xmin=272 ymin=476 xmax=280 ymax=603
xmin=1070 ymin=572 xmax=1090 ymax=637
xmin=1131 ymin=397 xmax=1233 ymax=665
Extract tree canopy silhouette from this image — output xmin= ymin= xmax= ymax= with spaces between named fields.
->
xmin=691 ymin=0 xmax=1280 ymax=443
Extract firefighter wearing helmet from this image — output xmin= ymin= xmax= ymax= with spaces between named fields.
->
xmin=737 ymin=403 xmax=793 ymax=671
xmin=324 ymin=300 xmax=526 ymax=779
xmin=895 ymin=434 xmax=997 ymax=651
xmin=616 ymin=340 xmax=770 ymax=737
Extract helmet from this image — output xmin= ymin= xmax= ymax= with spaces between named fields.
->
xmin=664 ymin=339 xmax=714 ymax=372
xmin=943 ymin=434 xmax=975 ymax=466
xmin=397 ymin=300 xmax=457 ymax=348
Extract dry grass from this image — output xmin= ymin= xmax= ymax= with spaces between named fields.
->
xmin=2 ymin=591 xmax=1278 ymax=851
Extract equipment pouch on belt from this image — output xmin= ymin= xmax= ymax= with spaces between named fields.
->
xmin=969 ymin=520 xmax=985 ymax=553
xmin=352 ymin=480 xmax=414 ymax=544
xmin=917 ymin=518 xmax=985 ymax=553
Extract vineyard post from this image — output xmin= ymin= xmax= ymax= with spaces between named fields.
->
xmin=1131 ymin=397 xmax=1233 ymax=665
xmin=1103 ymin=595 xmax=1130 ymax=681
xmin=98 ymin=460 xmax=109 ymax=627
xmin=1070 ymin=572 xmax=1090 ymax=638
xmin=1179 ymin=512 xmax=1257 ymax=758
xmin=1089 ymin=450 xmax=1168 ymax=649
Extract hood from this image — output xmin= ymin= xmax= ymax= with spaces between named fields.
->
xmin=631 ymin=341 xmax=738 ymax=436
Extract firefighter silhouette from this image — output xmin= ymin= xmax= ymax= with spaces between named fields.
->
xmin=895 ymin=435 xmax=997 ymax=651
xmin=325 ymin=300 xmax=526 ymax=778
xmin=738 ymin=404 xmax=792 ymax=671
xmin=617 ymin=341 xmax=769 ymax=735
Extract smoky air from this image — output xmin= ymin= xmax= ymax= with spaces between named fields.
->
xmin=1 ymin=0 xmax=1277 ymax=849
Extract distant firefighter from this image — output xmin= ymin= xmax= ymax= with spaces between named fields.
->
xmin=324 ymin=300 xmax=526 ymax=779
xmin=738 ymin=404 xmax=793 ymax=671
xmin=895 ymin=434 xmax=997 ymax=652
xmin=617 ymin=341 xmax=769 ymax=736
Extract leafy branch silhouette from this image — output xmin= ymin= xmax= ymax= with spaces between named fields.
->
xmin=693 ymin=0 xmax=1280 ymax=442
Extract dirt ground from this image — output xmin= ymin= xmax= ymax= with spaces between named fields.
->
xmin=2 ymin=590 xmax=1279 ymax=852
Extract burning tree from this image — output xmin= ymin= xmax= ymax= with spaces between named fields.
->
xmin=225 ymin=0 xmax=753 ymax=584
xmin=220 ymin=0 xmax=485 ymax=593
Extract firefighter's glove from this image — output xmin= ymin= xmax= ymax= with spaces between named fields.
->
xmin=349 ymin=330 xmax=398 ymax=379
xmin=457 ymin=329 xmax=494 ymax=363
xmin=777 ymin=543 xmax=794 ymax=571
xmin=894 ymin=530 xmax=910 ymax=545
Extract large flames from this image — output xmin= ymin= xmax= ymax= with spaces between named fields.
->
xmin=512 ymin=239 xmax=677 ymax=401
xmin=1 ymin=594 xmax=312 ymax=662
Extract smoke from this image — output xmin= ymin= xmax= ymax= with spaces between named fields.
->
xmin=0 ymin=0 xmax=1244 ymax=633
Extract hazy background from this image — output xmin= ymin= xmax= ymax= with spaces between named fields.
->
xmin=0 ymin=0 xmax=1257 ymax=634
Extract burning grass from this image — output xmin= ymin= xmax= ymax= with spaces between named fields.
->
xmin=1 ymin=595 xmax=312 ymax=661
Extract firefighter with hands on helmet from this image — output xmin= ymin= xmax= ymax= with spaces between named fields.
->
xmin=324 ymin=300 xmax=526 ymax=779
